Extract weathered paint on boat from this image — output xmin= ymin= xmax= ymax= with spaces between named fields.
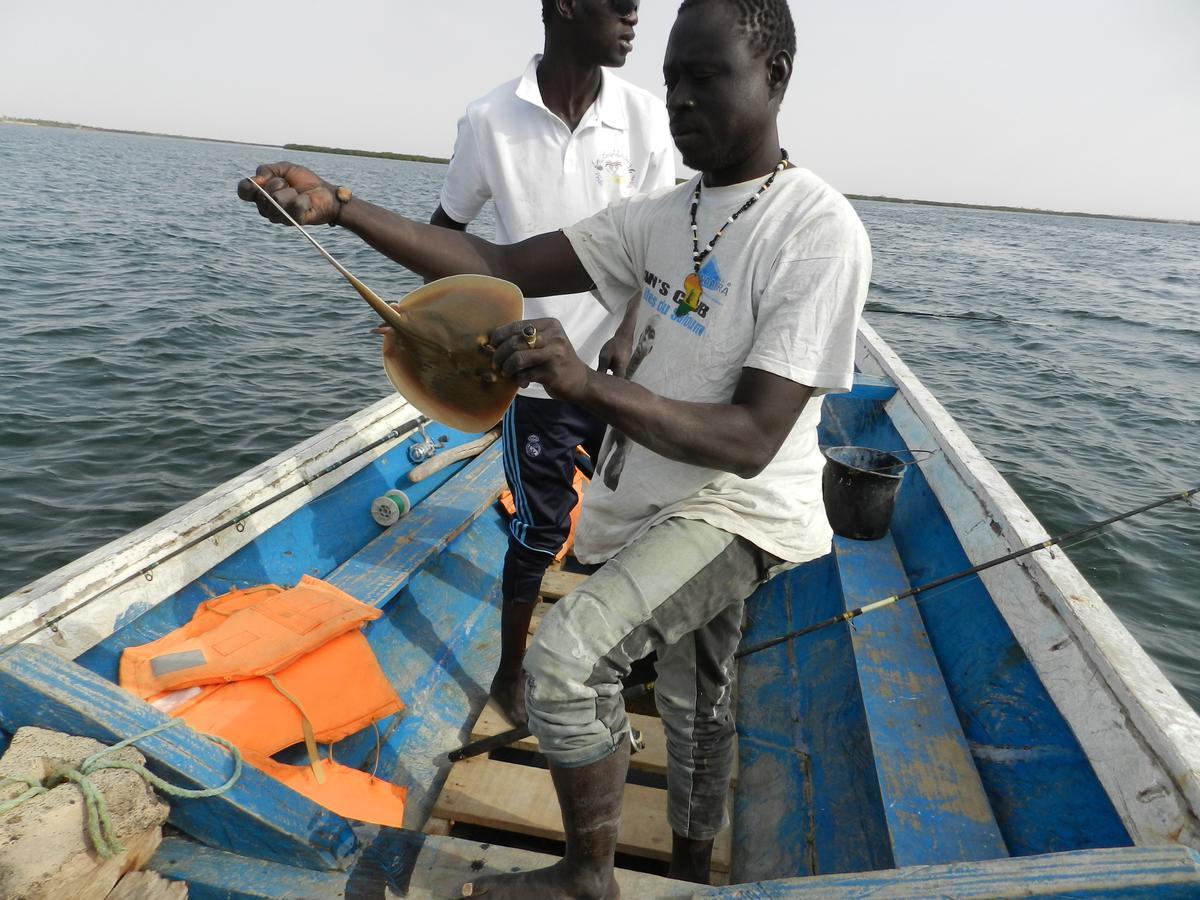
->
xmin=1 ymin=323 xmax=1198 ymax=897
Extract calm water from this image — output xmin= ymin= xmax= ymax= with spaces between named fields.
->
xmin=2 ymin=125 xmax=1198 ymax=709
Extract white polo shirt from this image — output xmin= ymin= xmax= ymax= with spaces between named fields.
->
xmin=439 ymin=54 xmax=676 ymax=399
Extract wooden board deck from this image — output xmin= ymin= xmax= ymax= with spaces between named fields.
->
xmin=471 ymin=699 xmax=670 ymax=776
xmin=538 ymin=568 xmax=590 ymax=600
xmin=425 ymin=565 xmax=734 ymax=880
xmin=152 ymin=832 xmax=700 ymax=899
xmin=471 ymin=698 xmax=739 ymax=786
xmin=429 ymin=755 xmax=731 ymax=874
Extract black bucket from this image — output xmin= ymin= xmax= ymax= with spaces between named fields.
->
xmin=822 ymin=446 xmax=909 ymax=541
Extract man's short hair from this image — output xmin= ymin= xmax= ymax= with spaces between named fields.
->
xmin=677 ymin=0 xmax=797 ymax=59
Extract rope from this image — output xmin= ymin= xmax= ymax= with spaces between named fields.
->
xmin=0 ymin=719 xmax=242 ymax=859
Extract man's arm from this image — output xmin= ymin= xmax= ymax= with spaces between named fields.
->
xmin=491 ymin=318 xmax=814 ymax=479
xmin=238 ymin=162 xmax=592 ymax=298
xmin=429 ymin=205 xmax=469 ymax=231
xmin=240 ymin=163 xmax=813 ymax=477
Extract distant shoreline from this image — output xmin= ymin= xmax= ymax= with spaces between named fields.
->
xmin=1 ymin=116 xmax=276 ymax=150
xmin=281 ymin=143 xmax=449 ymax=165
xmin=842 ymin=193 xmax=1197 ymax=227
xmin=4 ymin=117 xmax=1194 ymax=226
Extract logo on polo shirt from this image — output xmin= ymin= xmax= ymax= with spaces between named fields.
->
xmin=592 ymin=151 xmax=636 ymax=187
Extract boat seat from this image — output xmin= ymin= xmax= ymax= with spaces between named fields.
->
xmin=833 ymin=533 xmax=1009 ymax=867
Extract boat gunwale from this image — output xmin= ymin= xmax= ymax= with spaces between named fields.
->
xmin=4 ymin=322 xmax=1199 ymax=855
xmin=0 ymin=394 xmax=425 ymax=659
xmin=855 ymin=320 xmax=1200 ymax=847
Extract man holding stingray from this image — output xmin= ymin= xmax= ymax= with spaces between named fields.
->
xmin=239 ymin=1 xmax=870 ymax=894
xmin=428 ymin=0 xmax=675 ymax=729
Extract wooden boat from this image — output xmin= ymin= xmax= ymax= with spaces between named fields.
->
xmin=2 ymin=322 xmax=1199 ymax=898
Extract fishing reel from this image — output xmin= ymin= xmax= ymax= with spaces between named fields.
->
xmin=407 ymin=424 xmax=443 ymax=463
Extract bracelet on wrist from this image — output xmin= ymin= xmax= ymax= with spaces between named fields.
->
xmin=329 ymin=185 xmax=352 ymax=226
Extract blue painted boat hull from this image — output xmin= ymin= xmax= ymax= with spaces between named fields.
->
xmin=2 ymin=326 xmax=1198 ymax=896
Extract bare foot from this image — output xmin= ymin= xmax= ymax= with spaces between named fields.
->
xmin=489 ymin=668 xmax=527 ymax=727
xmin=461 ymin=860 xmax=619 ymax=898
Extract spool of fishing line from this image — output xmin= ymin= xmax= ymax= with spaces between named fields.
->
xmin=371 ymin=490 xmax=411 ymax=527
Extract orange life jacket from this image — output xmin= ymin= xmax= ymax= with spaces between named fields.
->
xmin=120 ymin=576 xmax=382 ymax=699
xmin=149 ymin=629 xmax=403 ymax=757
xmin=119 ymin=576 xmax=407 ymax=827
xmin=242 ymin=751 xmax=407 ymax=828
xmin=498 ymin=461 xmax=589 ymax=562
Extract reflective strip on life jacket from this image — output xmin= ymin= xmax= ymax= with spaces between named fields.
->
xmin=120 ymin=575 xmax=382 ymax=699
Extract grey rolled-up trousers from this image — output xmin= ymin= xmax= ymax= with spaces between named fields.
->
xmin=523 ymin=516 xmax=780 ymax=839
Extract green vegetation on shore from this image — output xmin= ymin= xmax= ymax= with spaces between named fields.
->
xmin=283 ymin=143 xmax=448 ymax=165
xmin=4 ymin=117 xmax=1194 ymax=225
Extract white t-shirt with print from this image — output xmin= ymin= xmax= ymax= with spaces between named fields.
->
xmin=563 ymin=167 xmax=872 ymax=564
xmin=439 ymin=54 xmax=675 ymax=399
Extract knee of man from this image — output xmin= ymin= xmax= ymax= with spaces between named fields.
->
xmin=523 ymin=632 xmax=581 ymax=707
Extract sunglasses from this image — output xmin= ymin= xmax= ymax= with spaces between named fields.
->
xmin=610 ymin=0 xmax=638 ymax=16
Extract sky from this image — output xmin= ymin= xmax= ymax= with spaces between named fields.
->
xmin=2 ymin=0 xmax=1198 ymax=221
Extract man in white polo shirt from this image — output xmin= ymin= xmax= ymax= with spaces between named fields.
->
xmin=430 ymin=0 xmax=675 ymax=726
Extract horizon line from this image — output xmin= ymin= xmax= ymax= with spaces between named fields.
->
xmin=3 ymin=116 xmax=1196 ymax=228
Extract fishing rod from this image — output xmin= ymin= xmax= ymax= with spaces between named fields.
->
xmin=736 ymin=484 xmax=1199 ymax=659
xmin=0 ymin=414 xmax=429 ymax=653
xmin=445 ymin=484 xmax=1197 ymax=762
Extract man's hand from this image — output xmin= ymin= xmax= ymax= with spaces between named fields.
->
xmin=237 ymin=162 xmax=340 ymax=227
xmin=597 ymin=329 xmax=633 ymax=377
xmin=597 ymin=292 xmax=641 ymax=377
xmin=490 ymin=318 xmax=591 ymax=401
xmin=371 ymin=304 xmax=403 ymax=354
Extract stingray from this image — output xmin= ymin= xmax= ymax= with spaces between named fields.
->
xmin=242 ymin=178 xmax=522 ymax=432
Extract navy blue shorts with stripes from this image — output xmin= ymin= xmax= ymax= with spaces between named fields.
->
xmin=500 ymin=394 xmax=606 ymax=604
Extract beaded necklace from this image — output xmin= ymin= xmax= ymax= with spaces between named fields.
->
xmin=678 ymin=149 xmax=790 ymax=317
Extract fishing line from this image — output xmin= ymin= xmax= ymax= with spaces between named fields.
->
xmin=734 ymin=484 xmax=1200 ymax=660
xmin=0 ymin=414 xmax=428 ymax=655
xmin=1055 ymin=527 xmax=1113 ymax=555
xmin=240 ymin=175 xmax=448 ymax=356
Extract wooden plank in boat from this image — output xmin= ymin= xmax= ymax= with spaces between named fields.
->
xmin=538 ymin=568 xmax=590 ymax=600
xmin=691 ymin=845 xmax=1200 ymax=897
xmin=858 ymin=321 xmax=1200 ymax=847
xmin=470 ymin=698 xmax=739 ymax=785
xmin=0 ymin=645 xmax=355 ymax=870
xmin=313 ymin=514 xmax=508 ymax=827
xmin=429 ymin=756 xmax=731 ymax=873
xmin=151 ymin=832 xmax=698 ymax=899
xmin=833 ymin=534 xmax=1008 ymax=866
xmin=471 ymin=698 xmax=670 ymax=776
xmin=149 ymin=833 xmax=1200 ymax=899
xmin=327 ymin=444 xmax=505 ymax=607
